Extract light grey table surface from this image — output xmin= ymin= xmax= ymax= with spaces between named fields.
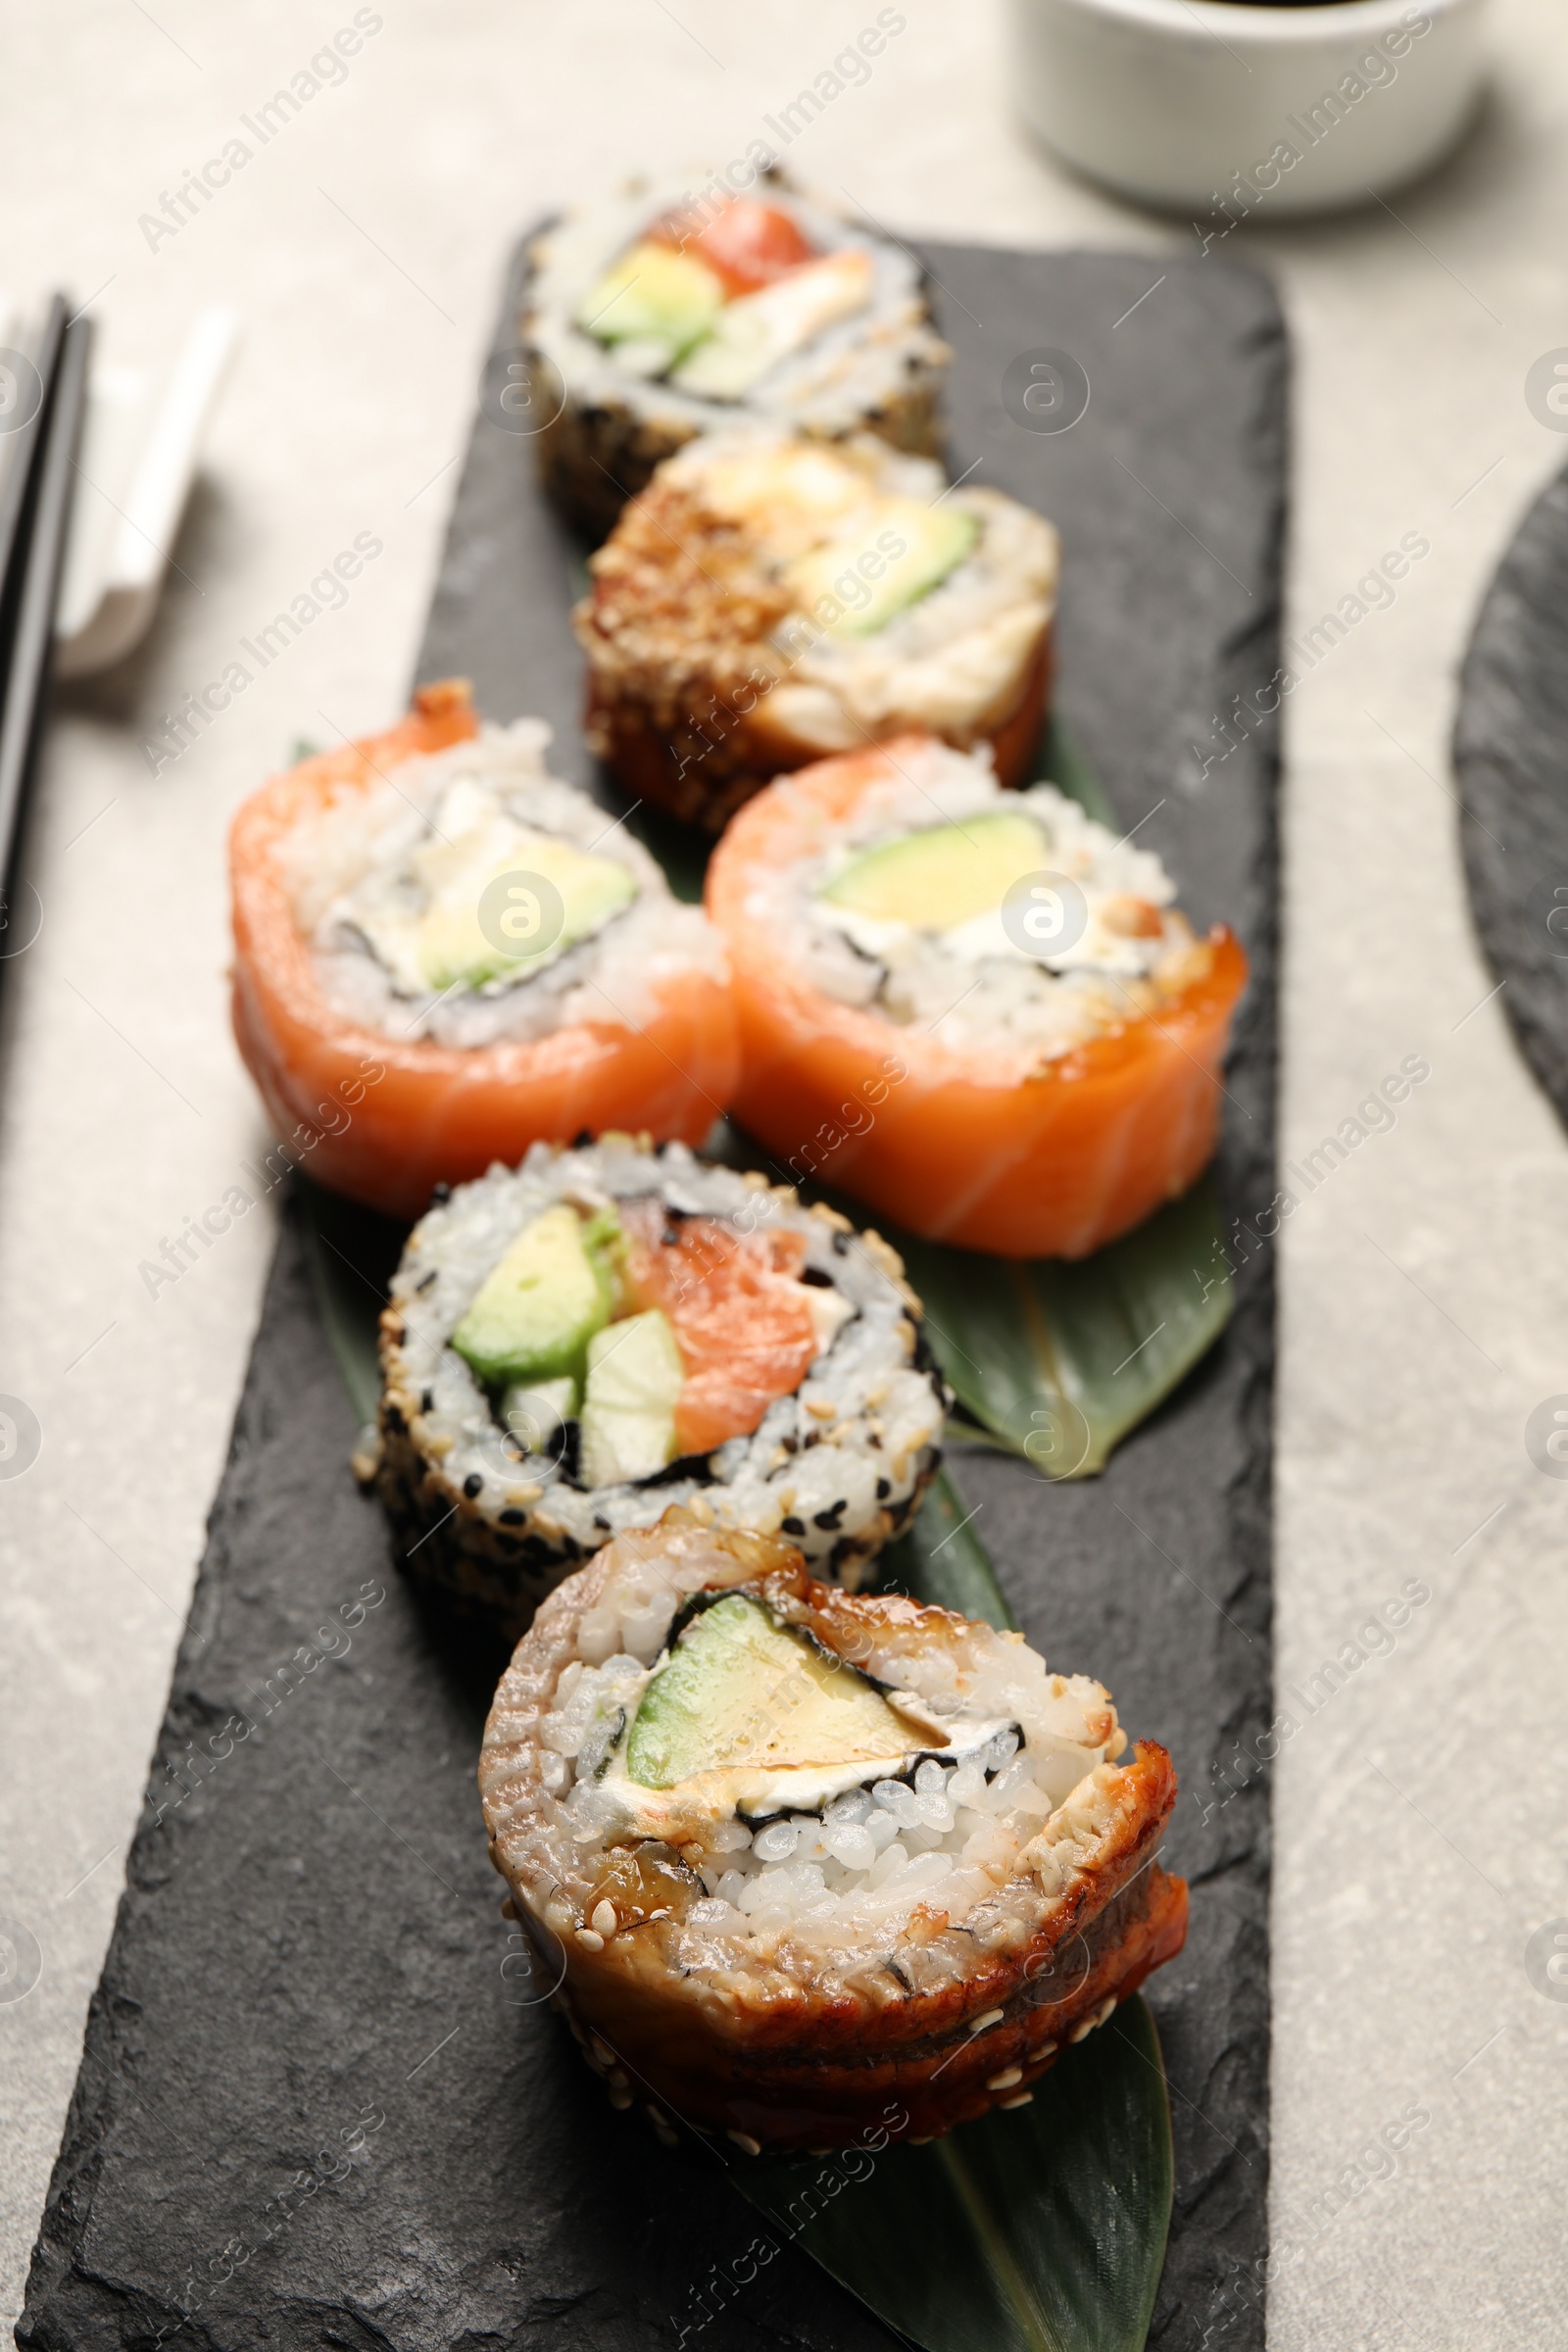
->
xmin=2 ymin=3 xmax=1565 ymax=2344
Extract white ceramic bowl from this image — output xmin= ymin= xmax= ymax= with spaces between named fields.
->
xmin=1007 ymin=0 xmax=1489 ymax=219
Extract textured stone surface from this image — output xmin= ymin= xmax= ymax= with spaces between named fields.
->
xmin=18 ymin=242 xmax=1283 ymax=2351
xmin=1454 ymin=457 xmax=1568 ymax=1127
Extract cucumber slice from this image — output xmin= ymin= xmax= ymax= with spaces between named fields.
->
xmin=501 ymin=1375 xmax=578 ymax=1453
xmin=670 ymin=248 xmax=873 ymax=400
xmin=577 ymin=1307 xmax=685 ymax=1489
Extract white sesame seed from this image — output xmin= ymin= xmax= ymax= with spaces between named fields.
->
xmin=969 ymin=2007 xmax=1005 ymax=2034
xmin=576 ymin=1928 xmax=605 ymax=1952
xmin=1097 ymin=1995 xmax=1117 ymax=2026
xmin=609 ymin=2085 xmax=633 ymax=2109
xmin=1069 ymin=2015 xmax=1095 ymax=2042
xmin=987 ymin=2066 xmax=1023 ymax=2090
xmin=727 ymin=2131 xmax=762 ymax=2156
xmin=591 ymin=1899 xmax=618 ymax=1939
xmin=1001 ymin=2093 xmax=1034 ymax=2110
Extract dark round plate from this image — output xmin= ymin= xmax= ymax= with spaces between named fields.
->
xmin=1456 ymin=458 xmax=1568 ymax=1129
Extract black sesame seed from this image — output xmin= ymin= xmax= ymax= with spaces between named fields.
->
xmin=430 ymin=1182 xmax=452 ymax=1204
xmin=500 ymin=1507 xmax=524 ymax=1526
xmin=803 ymin=1431 xmax=820 ymax=1448
xmin=421 ymin=1389 xmax=435 ymax=1413
xmin=813 ymin=1502 xmax=847 ymax=1531
xmin=831 ymin=1230 xmax=850 ymax=1255
xmin=416 ymin=1270 xmax=437 ymax=1293
xmin=801 ymin=1266 xmax=834 ymax=1288
xmin=571 ymin=1126 xmax=593 ymax=1148
xmin=876 ymin=1478 xmax=891 ymax=1500
xmin=782 ymin=1435 xmax=799 ymax=1454
xmin=781 ymin=1516 xmax=806 ymax=1536
xmin=593 ymin=1514 xmax=612 ymax=1532
xmin=463 ymin=1473 xmax=483 ymax=1499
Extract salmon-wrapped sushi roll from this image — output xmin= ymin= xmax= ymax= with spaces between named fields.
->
xmin=479 ymin=1509 xmax=1188 ymax=2152
xmin=525 ymin=177 xmax=949 ymax=541
xmin=373 ymin=1138 xmax=949 ymax=1639
xmin=228 ymin=683 xmax=738 ymax=1217
xmin=707 ymin=735 xmax=1249 ymax=1258
xmin=576 ymin=430 xmax=1057 ymax=831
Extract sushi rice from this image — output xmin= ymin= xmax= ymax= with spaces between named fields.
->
xmin=759 ymin=735 xmax=1205 ymax=1077
xmin=525 ymin=177 xmax=950 ymax=540
xmin=283 ymin=717 xmax=722 ymax=1049
xmin=375 ymin=1138 xmax=949 ymax=1639
xmin=479 ymin=1513 xmax=1190 ymax=2149
xmin=576 ymin=433 xmax=1058 ymax=827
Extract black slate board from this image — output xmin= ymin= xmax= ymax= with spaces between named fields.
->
xmin=21 ymin=241 xmax=1286 ymax=2352
xmin=1455 ymin=457 xmax=1568 ymax=1128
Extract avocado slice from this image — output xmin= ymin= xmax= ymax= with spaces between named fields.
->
xmin=416 ymin=827 xmax=636 ymax=995
xmin=625 ymin=1592 xmax=915 ymax=1790
xmin=577 ymin=1307 xmax=686 ymax=1489
xmin=451 ymin=1204 xmax=619 ymax=1389
xmin=577 ymin=239 xmax=724 ymax=366
xmin=821 ymin=808 xmax=1048 ymax=934
xmin=786 ymin=496 xmax=979 ymax=638
xmin=350 ymin=808 xmax=637 ymax=1000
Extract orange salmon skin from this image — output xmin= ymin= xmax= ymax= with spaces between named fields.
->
xmin=228 ymin=681 xmax=740 ymax=1218
xmin=706 ymin=736 xmax=1249 ymax=1259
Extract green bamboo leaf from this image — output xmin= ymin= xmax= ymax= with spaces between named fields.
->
xmin=878 ymin=1463 xmax=1016 ymax=1631
xmin=1040 ymin=711 xmax=1115 ymax=824
xmin=898 ymin=1177 xmax=1233 ymax=1480
xmin=734 ymin=1996 xmax=1173 ymax=2352
xmin=294 ymin=1174 xmax=408 ymax=1429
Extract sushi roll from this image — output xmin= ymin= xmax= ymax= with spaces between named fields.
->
xmin=575 ymin=430 xmax=1058 ymax=832
xmin=524 ymin=178 xmax=950 ymax=541
xmin=478 ymin=1509 xmax=1188 ymax=2151
xmin=228 ymin=682 xmax=738 ymax=1217
xmin=375 ymin=1138 xmax=949 ymax=1640
xmin=707 ymin=734 xmax=1249 ymax=1258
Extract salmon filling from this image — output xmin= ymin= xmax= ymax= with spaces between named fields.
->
xmin=619 ymin=1200 xmax=822 ymax=1453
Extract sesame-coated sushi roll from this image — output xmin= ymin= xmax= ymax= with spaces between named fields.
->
xmin=478 ymin=1510 xmax=1188 ymax=2152
xmin=707 ymin=735 xmax=1249 ymax=1257
xmin=525 ymin=177 xmax=950 ymax=541
xmin=374 ymin=1139 xmax=949 ymax=1640
xmin=576 ymin=431 xmax=1058 ymax=831
xmin=228 ymin=683 xmax=738 ymax=1217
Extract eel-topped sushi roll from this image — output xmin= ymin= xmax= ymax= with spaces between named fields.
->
xmin=228 ymin=683 xmax=737 ymax=1216
xmin=375 ymin=1138 xmax=949 ymax=1639
xmin=479 ymin=1510 xmax=1188 ymax=2151
xmin=707 ymin=734 xmax=1249 ymax=1256
xmin=525 ymin=178 xmax=950 ymax=540
xmin=576 ymin=430 xmax=1058 ymax=830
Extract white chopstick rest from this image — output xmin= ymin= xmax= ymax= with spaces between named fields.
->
xmin=54 ymin=307 xmax=239 ymax=678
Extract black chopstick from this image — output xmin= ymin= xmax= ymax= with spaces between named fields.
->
xmin=0 ymin=297 xmax=65 ymax=622
xmin=0 ymin=297 xmax=91 ymax=977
